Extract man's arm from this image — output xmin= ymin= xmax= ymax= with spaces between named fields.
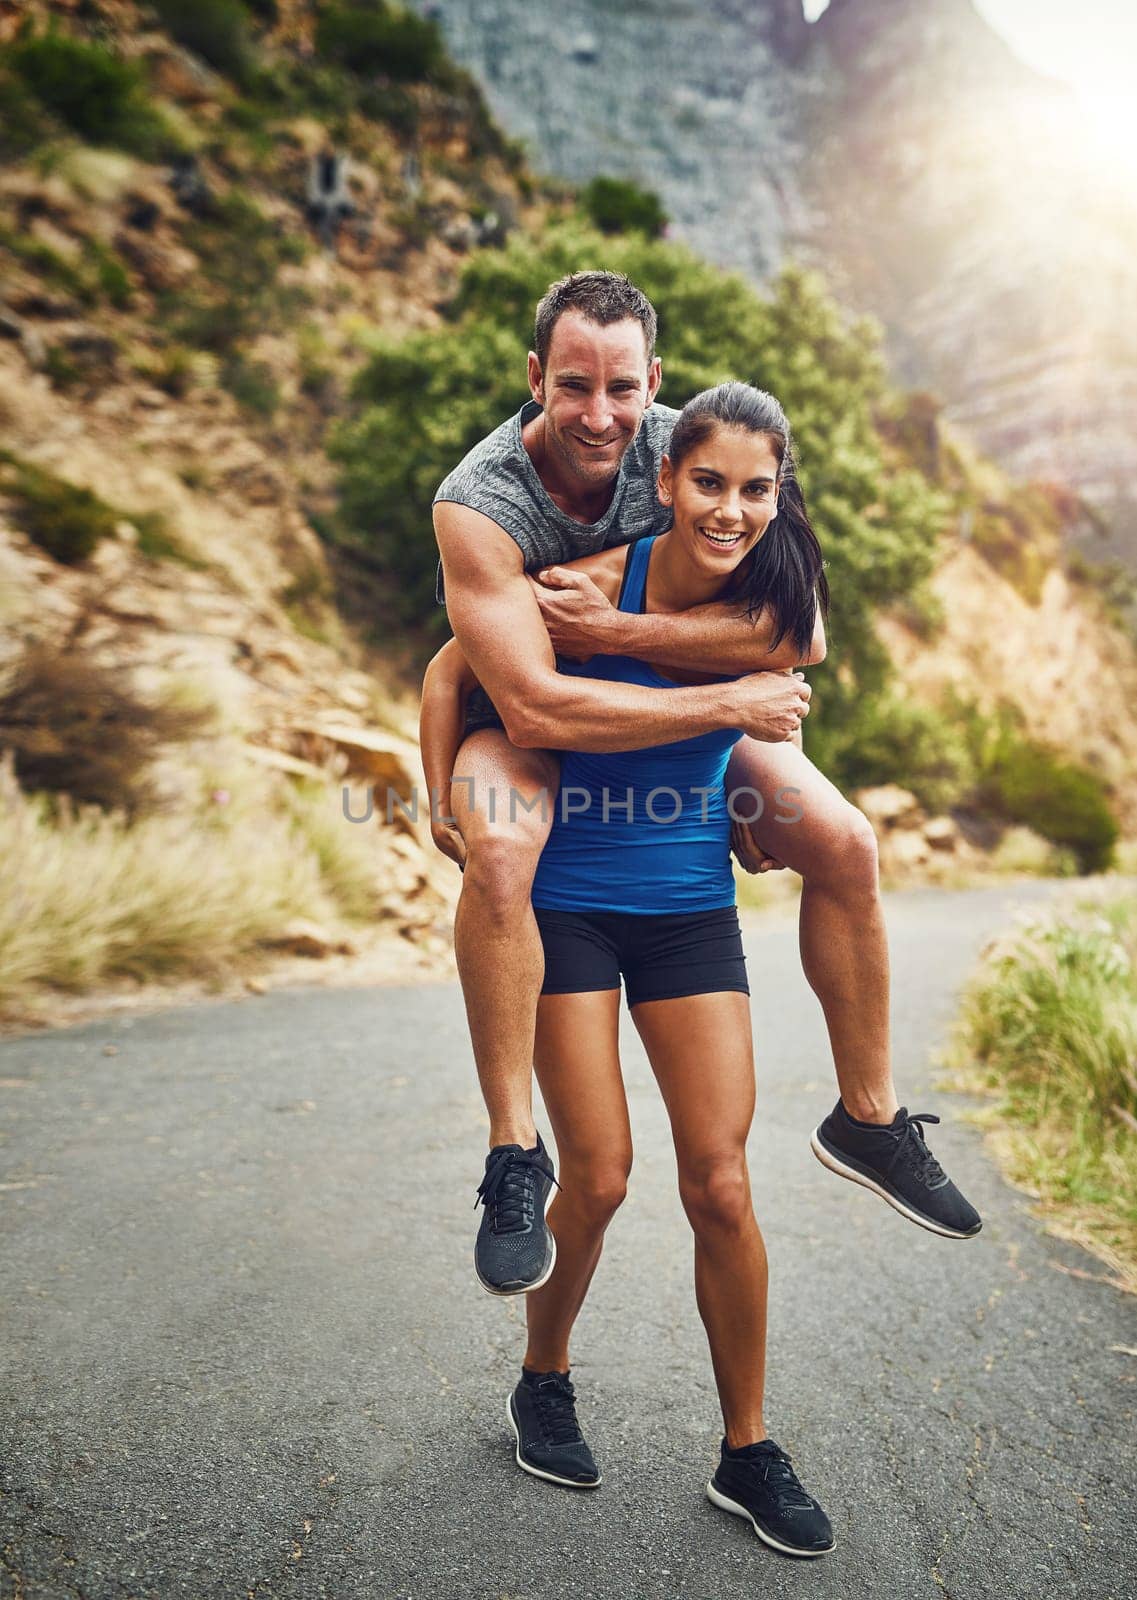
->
xmin=435 ymin=503 xmax=811 ymax=751
xmin=531 ymin=565 xmax=827 ymax=674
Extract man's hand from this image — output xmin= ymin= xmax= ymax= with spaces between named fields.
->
xmin=430 ymin=816 xmax=467 ymax=870
xmin=728 ymin=671 xmax=811 ymax=743
xmin=529 ymin=567 xmax=622 ymax=658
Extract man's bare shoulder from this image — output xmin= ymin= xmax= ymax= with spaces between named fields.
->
xmin=434 ymin=501 xmax=524 ymax=581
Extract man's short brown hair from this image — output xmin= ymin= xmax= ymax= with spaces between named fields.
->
xmin=533 ymin=271 xmax=657 ymax=371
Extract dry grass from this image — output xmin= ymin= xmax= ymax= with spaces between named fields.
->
xmin=0 ymin=755 xmax=382 ymax=1013
xmin=944 ymin=887 xmax=1137 ymax=1293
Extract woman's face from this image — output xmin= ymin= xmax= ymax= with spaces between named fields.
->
xmin=659 ymin=426 xmax=782 ymax=576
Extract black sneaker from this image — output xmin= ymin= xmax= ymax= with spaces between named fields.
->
xmin=473 ymin=1133 xmax=559 ymax=1295
xmin=507 ymin=1368 xmax=601 ymax=1488
xmin=810 ymin=1100 xmax=982 ymax=1239
xmin=707 ymin=1437 xmax=834 ymax=1558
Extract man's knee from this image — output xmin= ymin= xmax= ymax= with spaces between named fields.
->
xmin=800 ymin=801 xmax=879 ymax=890
xmin=461 ymin=821 xmax=547 ymax=917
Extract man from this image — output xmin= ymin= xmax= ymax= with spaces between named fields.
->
xmin=432 ymin=271 xmax=980 ymax=1301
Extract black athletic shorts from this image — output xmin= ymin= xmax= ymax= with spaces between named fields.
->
xmin=533 ymin=905 xmax=749 ymax=1009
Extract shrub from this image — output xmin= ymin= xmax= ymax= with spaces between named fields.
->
xmin=152 ymin=0 xmax=254 ymax=86
xmin=950 ymin=896 xmax=1137 ymax=1284
xmin=827 ymin=696 xmax=975 ymax=815
xmin=0 ymin=64 xmax=57 ymax=160
xmin=984 ymin=740 xmax=1118 ymax=875
xmin=0 ymin=454 xmax=117 ymax=562
xmin=132 ymin=510 xmax=208 ymax=569
xmin=5 ymin=26 xmax=171 ymax=157
xmin=87 ymin=239 xmax=132 ymax=307
xmin=221 ymin=353 xmax=280 ymax=416
xmin=166 ymin=189 xmax=309 ymax=355
xmin=949 ymin=696 xmax=1119 ymax=874
xmin=0 ymin=643 xmax=214 ymax=816
xmin=315 ymin=1 xmax=445 ymax=83
xmin=580 ymin=176 xmax=667 ymax=238
xmin=0 ymin=224 xmax=133 ymax=310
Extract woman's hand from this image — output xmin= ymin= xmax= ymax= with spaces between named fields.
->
xmin=731 ymin=820 xmax=787 ymax=874
xmin=529 ymin=568 xmax=623 ymax=658
xmin=431 ymin=817 xmax=468 ymax=870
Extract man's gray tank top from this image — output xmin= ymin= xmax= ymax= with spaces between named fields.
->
xmin=433 ymin=398 xmax=680 ymax=606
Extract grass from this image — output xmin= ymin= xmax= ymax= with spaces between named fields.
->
xmin=944 ymin=890 xmax=1137 ymax=1292
xmin=0 ymin=755 xmax=383 ymax=1013
xmin=0 ymin=451 xmax=118 ymax=562
xmin=0 ymin=223 xmax=133 ymax=309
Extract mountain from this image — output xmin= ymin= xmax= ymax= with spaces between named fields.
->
xmin=416 ymin=0 xmax=1137 ymax=563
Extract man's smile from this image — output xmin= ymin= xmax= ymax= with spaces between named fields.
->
xmin=572 ymin=432 xmax=621 ymax=449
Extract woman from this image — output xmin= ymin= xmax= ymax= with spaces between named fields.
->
xmin=420 ymin=382 xmax=834 ymax=1558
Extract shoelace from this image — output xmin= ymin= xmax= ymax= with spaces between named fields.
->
xmin=474 ymin=1147 xmax=560 ymax=1233
xmin=895 ymin=1111 xmax=947 ymax=1186
xmin=530 ymin=1374 xmax=583 ymax=1445
xmin=743 ymin=1444 xmax=814 ymax=1508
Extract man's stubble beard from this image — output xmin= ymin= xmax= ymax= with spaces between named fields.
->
xmin=548 ymin=417 xmax=632 ymax=490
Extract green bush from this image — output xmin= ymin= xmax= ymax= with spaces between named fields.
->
xmin=315 ymin=1 xmax=445 ymax=82
xmin=0 ymin=64 xmax=57 ymax=160
xmin=221 ymin=353 xmax=280 ymax=417
xmin=0 ymin=223 xmax=133 ymax=310
xmin=985 ymin=740 xmax=1118 ymax=875
xmin=580 ymin=176 xmax=667 ymax=238
xmin=0 ymin=454 xmax=117 ymax=563
xmin=947 ymin=696 xmax=1119 ymax=874
xmin=166 ymin=189 xmax=309 ymax=355
xmin=823 ymin=696 xmax=975 ymax=815
xmin=950 ymin=897 xmax=1137 ymax=1280
xmin=5 ymin=26 xmax=171 ymax=157
xmin=152 ymin=0 xmax=255 ymax=85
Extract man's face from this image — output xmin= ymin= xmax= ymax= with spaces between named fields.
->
xmin=528 ymin=312 xmax=663 ymax=488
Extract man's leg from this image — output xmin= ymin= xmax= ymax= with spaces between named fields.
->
xmin=725 ymin=737 xmax=982 ymax=1239
xmin=726 ymin=736 xmax=896 ymax=1122
xmin=450 ymin=728 xmax=567 ymax=1294
xmin=451 ymin=728 xmax=560 ymax=1149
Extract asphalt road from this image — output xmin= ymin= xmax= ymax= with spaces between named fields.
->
xmin=2 ymin=883 xmax=1135 ymax=1600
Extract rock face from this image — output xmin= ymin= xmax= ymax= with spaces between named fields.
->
xmin=419 ymin=0 xmax=1137 ymax=559
xmin=426 ymin=0 xmax=809 ymax=281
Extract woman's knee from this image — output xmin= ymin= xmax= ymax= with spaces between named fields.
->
xmin=679 ymin=1153 xmax=752 ymax=1237
xmin=562 ymin=1152 xmax=632 ymax=1226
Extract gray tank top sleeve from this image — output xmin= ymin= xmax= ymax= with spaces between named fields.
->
xmin=433 ymin=401 xmax=679 ymax=605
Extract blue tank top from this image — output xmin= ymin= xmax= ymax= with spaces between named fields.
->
xmin=531 ymin=535 xmax=743 ymax=915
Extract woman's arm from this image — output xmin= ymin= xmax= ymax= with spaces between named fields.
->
xmin=420 ymin=637 xmax=480 ymax=866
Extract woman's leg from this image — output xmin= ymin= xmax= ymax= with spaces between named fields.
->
xmin=524 ymin=989 xmax=632 ymax=1372
xmin=632 ymin=991 xmax=768 ymax=1447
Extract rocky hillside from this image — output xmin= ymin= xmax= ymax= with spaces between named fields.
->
xmin=0 ymin=0 xmax=541 ymax=1015
xmin=416 ymin=0 xmax=1137 ymax=565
